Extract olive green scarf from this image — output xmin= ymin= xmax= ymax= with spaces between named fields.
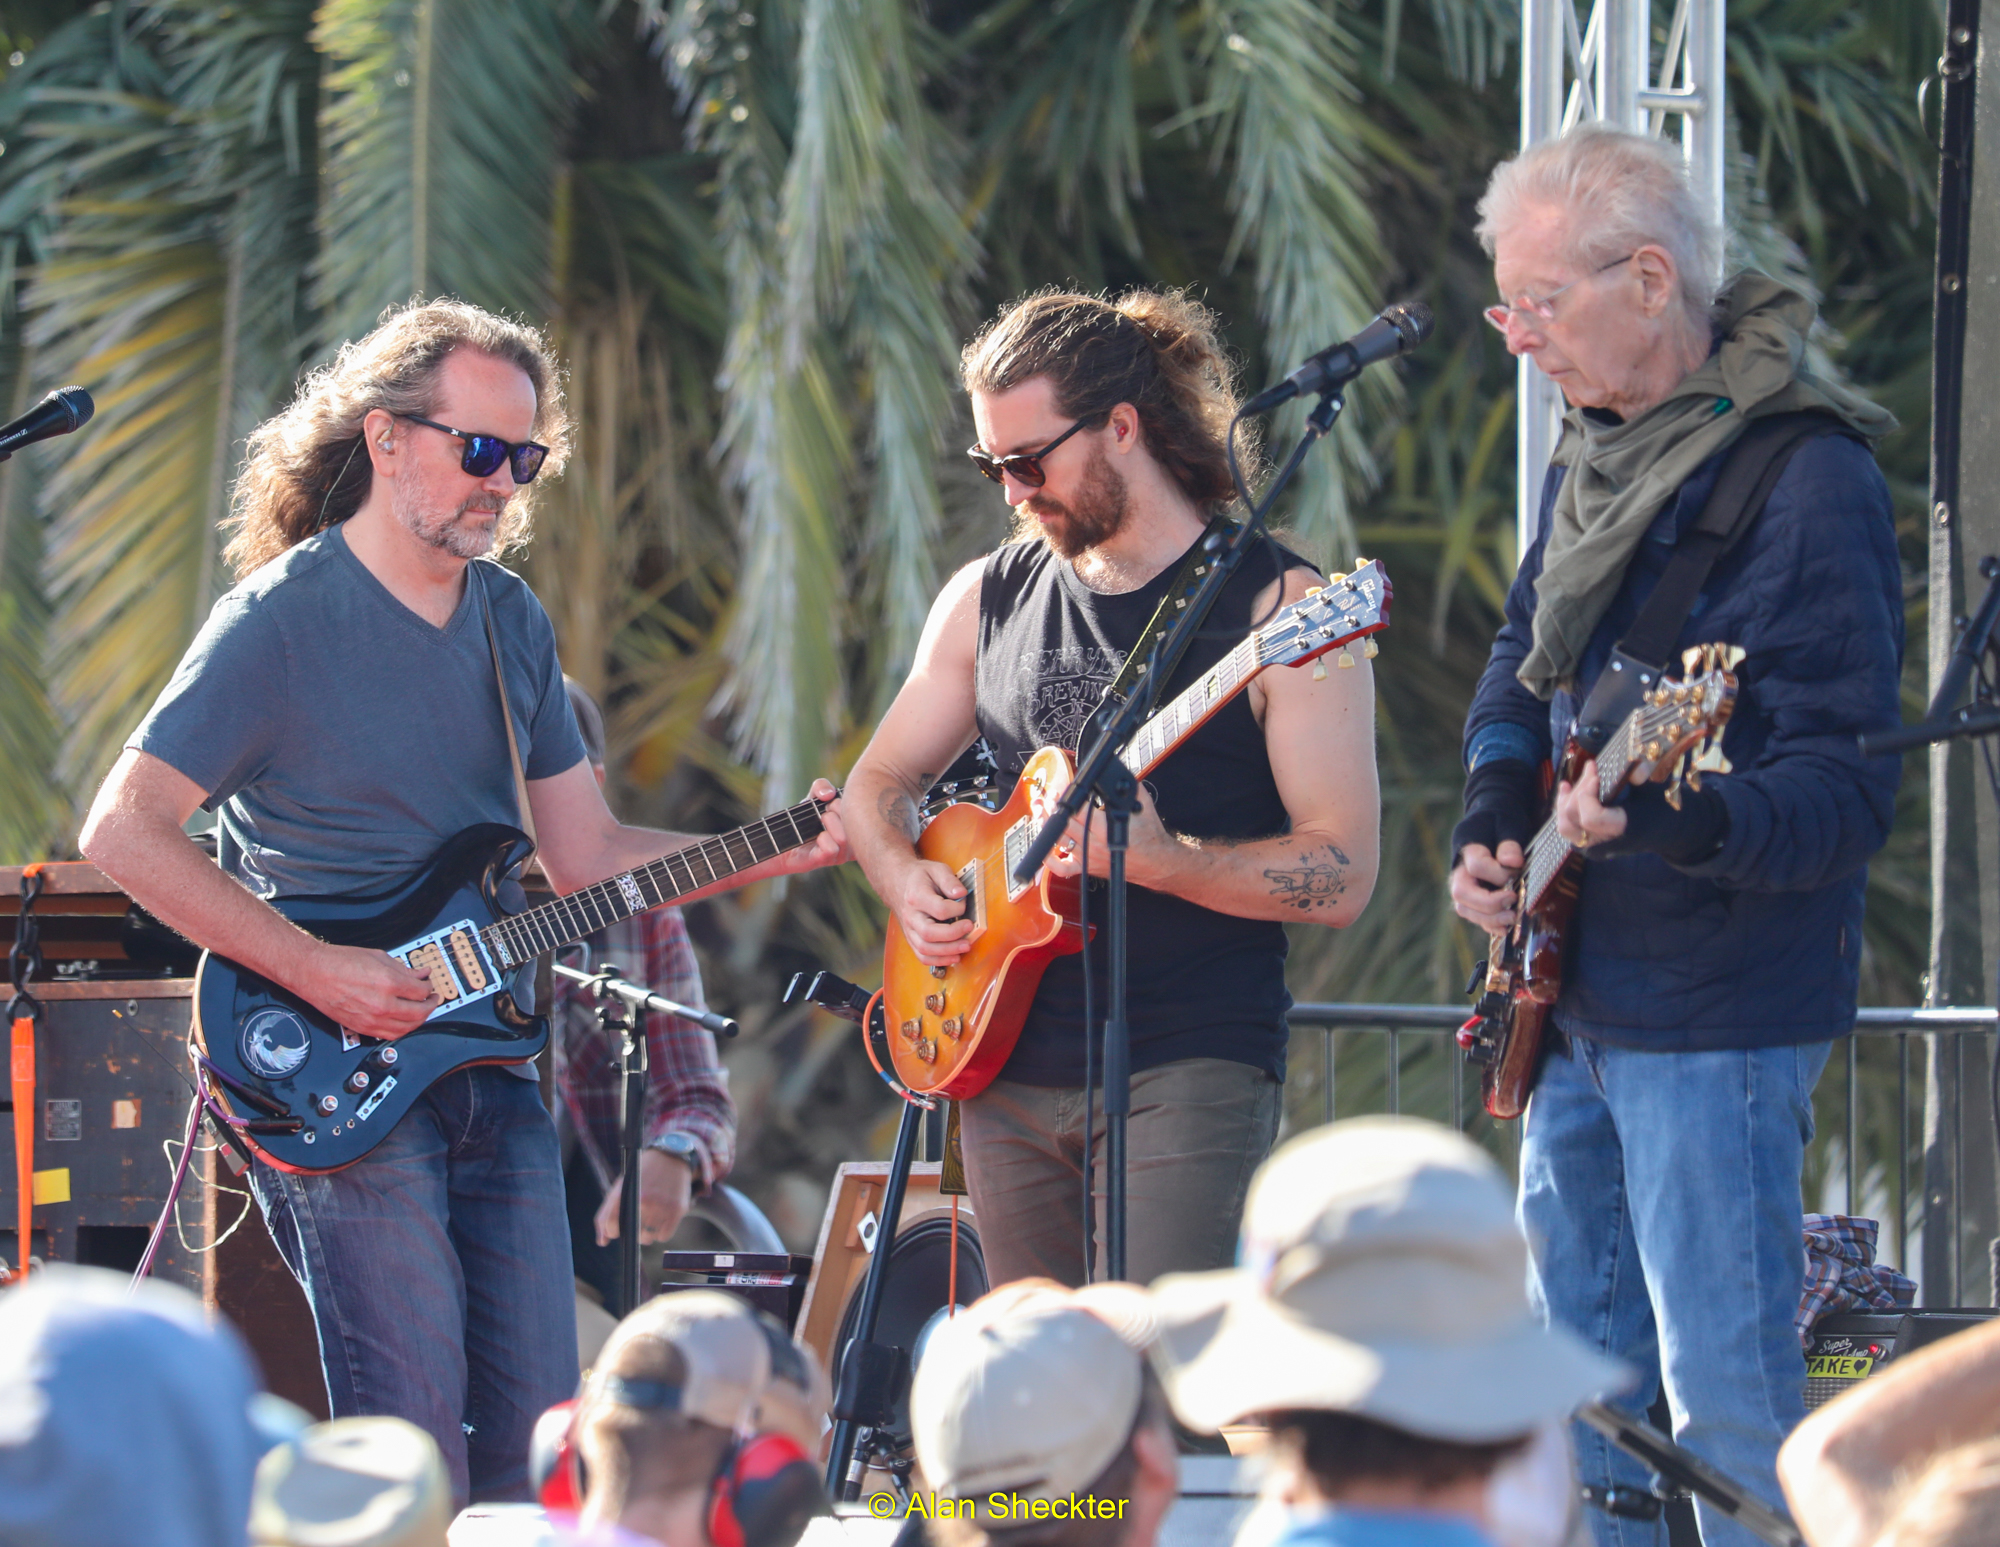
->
xmin=1517 ymin=273 xmax=1896 ymax=701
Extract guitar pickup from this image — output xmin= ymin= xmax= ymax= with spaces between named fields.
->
xmin=389 ymin=919 xmax=505 ymax=1021
xmin=955 ymin=862 xmax=984 ymax=942
xmin=404 ymin=942 xmax=461 ymax=1004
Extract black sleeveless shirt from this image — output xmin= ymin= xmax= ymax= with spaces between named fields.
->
xmin=973 ymin=533 xmax=1316 ymax=1087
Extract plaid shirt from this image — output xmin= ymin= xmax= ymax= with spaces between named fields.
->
xmin=1796 ymin=1212 xmax=1916 ymax=1345
xmin=552 ymin=907 xmax=736 ymax=1191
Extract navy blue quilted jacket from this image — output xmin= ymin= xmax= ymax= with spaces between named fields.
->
xmin=1460 ymin=430 xmax=1905 ymax=1051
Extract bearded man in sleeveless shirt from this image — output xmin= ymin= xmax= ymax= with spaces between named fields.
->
xmin=846 ymin=289 xmax=1381 ymax=1289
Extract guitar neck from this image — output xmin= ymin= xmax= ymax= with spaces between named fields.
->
xmin=480 ymin=796 xmax=827 ymax=964
xmin=1520 ymin=716 xmax=1639 ymax=914
xmin=1120 ymin=634 xmax=1264 ymax=777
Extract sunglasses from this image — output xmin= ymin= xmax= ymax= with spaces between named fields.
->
xmin=1483 ymin=254 xmax=1635 ymax=335
xmin=398 ymin=414 xmax=550 ymax=484
xmin=967 ymin=417 xmax=1090 ymax=488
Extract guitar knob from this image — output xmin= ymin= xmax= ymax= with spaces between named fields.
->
xmin=346 ymin=1071 xmax=371 ymax=1093
xmin=924 ymin=993 xmax=946 ymax=1014
xmin=316 ymin=1095 xmax=339 ymax=1115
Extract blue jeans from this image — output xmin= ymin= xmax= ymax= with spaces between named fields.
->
xmin=249 ymin=1065 xmax=577 ymax=1505
xmin=1520 ymin=1035 xmax=1829 ymax=1547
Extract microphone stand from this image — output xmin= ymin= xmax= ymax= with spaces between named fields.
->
xmin=1859 ymin=556 xmax=2000 ymax=757
xmin=553 ymin=959 xmax=738 ymax=1314
xmin=1011 ymin=386 xmax=1349 ymax=1280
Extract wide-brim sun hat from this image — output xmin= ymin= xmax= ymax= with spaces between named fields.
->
xmin=1149 ymin=1116 xmax=1628 ymax=1441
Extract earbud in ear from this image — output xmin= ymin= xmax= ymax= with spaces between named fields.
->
xmin=379 ymin=436 xmax=392 ymax=449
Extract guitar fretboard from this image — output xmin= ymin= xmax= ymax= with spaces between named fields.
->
xmin=1119 ymin=635 xmax=1263 ymax=776
xmin=1520 ymin=718 xmax=1635 ymax=914
xmin=480 ymin=795 xmax=827 ymax=965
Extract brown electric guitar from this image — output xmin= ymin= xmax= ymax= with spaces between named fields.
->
xmin=1457 ymin=644 xmax=1743 ymax=1119
xmin=881 ymin=560 xmax=1392 ymax=1099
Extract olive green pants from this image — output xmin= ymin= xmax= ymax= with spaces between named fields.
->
xmin=958 ymin=1056 xmax=1282 ymax=1289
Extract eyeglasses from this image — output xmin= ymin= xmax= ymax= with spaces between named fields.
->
xmin=1483 ymin=254 xmax=1636 ymax=334
xmin=966 ymin=418 xmax=1090 ymax=487
xmin=397 ymin=414 xmax=550 ymax=484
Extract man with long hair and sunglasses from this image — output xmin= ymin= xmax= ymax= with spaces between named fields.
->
xmin=79 ymin=298 xmax=846 ymax=1507
xmin=845 ymin=287 xmax=1380 ymax=1293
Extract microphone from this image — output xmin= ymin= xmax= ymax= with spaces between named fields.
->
xmin=1242 ymin=303 xmax=1433 ymax=415
xmin=0 ymin=386 xmax=94 ymax=462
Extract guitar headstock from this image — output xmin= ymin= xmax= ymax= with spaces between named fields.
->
xmin=1258 ymin=558 xmax=1393 ymax=674
xmin=1628 ymin=643 xmax=1744 ymax=806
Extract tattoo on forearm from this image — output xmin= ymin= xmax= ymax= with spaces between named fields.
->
xmin=880 ymin=780 xmax=929 ymax=844
xmin=1262 ymin=845 xmax=1352 ymax=911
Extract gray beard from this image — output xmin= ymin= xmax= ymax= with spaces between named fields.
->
xmin=402 ymin=497 xmax=501 ymax=560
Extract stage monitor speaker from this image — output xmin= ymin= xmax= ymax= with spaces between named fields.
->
xmin=796 ymin=1162 xmax=987 ymax=1427
xmin=1803 ymin=1307 xmax=1998 ymax=1410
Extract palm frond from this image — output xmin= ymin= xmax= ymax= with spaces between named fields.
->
xmin=313 ymin=0 xmax=571 ymax=338
xmin=654 ymin=0 xmax=855 ymax=806
xmin=780 ymin=0 xmax=977 ymax=701
xmin=1191 ymin=0 xmax=1402 ymax=560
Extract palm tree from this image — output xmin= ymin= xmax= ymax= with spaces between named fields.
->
xmin=0 ymin=0 xmax=1941 ymax=1229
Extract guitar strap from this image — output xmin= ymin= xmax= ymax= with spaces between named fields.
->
xmin=1097 ymin=514 xmax=1239 ymax=715
xmin=1573 ymin=411 xmax=1856 ymax=749
xmin=474 ymin=560 xmax=537 ymax=845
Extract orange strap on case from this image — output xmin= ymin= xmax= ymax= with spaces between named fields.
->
xmin=10 ymin=861 xmax=45 ymax=1280
xmin=11 ymin=1014 xmax=32 ymax=1278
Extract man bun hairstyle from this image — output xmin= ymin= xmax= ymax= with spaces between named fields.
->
xmin=962 ymin=288 xmax=1251 ymax=516
xmin=1474 ymin=122 xmax=1724 ymax=332
xmin=222 ymin=296 xmax=571 ymax=578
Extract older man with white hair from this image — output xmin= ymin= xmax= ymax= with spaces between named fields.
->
xmin=1449 ymin=124 xmax=1903 ymax=1547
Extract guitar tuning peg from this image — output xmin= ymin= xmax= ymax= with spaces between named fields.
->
xmin=1665 ymin=771 xmax=1685 ymax=811
xmin=1682 ymin=646 xmax=1703 ymax=675
xmin=1724 ymin=644 xmax=1746 ymax=669
xmin=1312 ymin=659 xmax=1327 ymax=680
xmin=1338 ymin=648 xmax=1356 ymax=669
xmin=1686 ymin=768 xmax=1703 ymax=793
xmin=1362 ymin=637 xmax=1379 ymax=658
xmin=1305 ymin=585 xmax=1324 ymax=596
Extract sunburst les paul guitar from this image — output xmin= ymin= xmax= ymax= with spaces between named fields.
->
xmin=193 ymin=793 xmax=835 ymax=1173
xmin=881 ymin=560 xmax=1392 ymax=1100
xmin=1456 ymin=645 xmax=1743 ymax=1120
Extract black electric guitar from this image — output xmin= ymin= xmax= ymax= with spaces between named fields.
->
xmin=192 ymin=792 xmax=835 ymax=1173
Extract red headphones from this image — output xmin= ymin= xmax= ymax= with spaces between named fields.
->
xmin=529 ymin=1398 xmax=824 ymax=1547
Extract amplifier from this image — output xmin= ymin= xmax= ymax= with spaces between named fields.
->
xmin=1803 ymin=1308 xmax=1998 ymax=1410
xmin=2 ymin=862 xmax=327 ymax=1418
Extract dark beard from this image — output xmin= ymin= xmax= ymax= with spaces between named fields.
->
xmin=1013 ymin=445 xmax=1128 ymax=559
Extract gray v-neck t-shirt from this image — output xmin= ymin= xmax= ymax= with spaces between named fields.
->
xmin=134 ymin=523 xmax=585 ymax=902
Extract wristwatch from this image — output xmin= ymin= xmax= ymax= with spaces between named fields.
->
xmin=648 ymin=1131 xmax=704 ymax=1187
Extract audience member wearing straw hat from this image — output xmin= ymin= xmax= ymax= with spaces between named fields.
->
xmin=251 ymin=1417 xmax=452 ymax=1547
xmin=1149 ymin=1117 xmax=1626 ymax=1547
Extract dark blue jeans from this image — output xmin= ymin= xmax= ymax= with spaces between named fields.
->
xmin=1521 ymin=1035 xmax=1829 ymax=1547
xmin=250 ymin=1065 xmax=577 ymax=1505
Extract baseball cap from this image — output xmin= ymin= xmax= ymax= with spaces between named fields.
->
xmin=590 ymin=1289 xmax=772 ymax=1431
xmin=249 ymin=1417 xmax=451 ymax=1547
xmin=1149 ymin=1116 xmax=1627 ymax=1442
xmin=910 ymin=1284 xmax=1149 ymax=1505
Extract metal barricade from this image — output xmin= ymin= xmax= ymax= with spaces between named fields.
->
xmin=1284 ymin=1003 xmax=1998 ymax=1292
